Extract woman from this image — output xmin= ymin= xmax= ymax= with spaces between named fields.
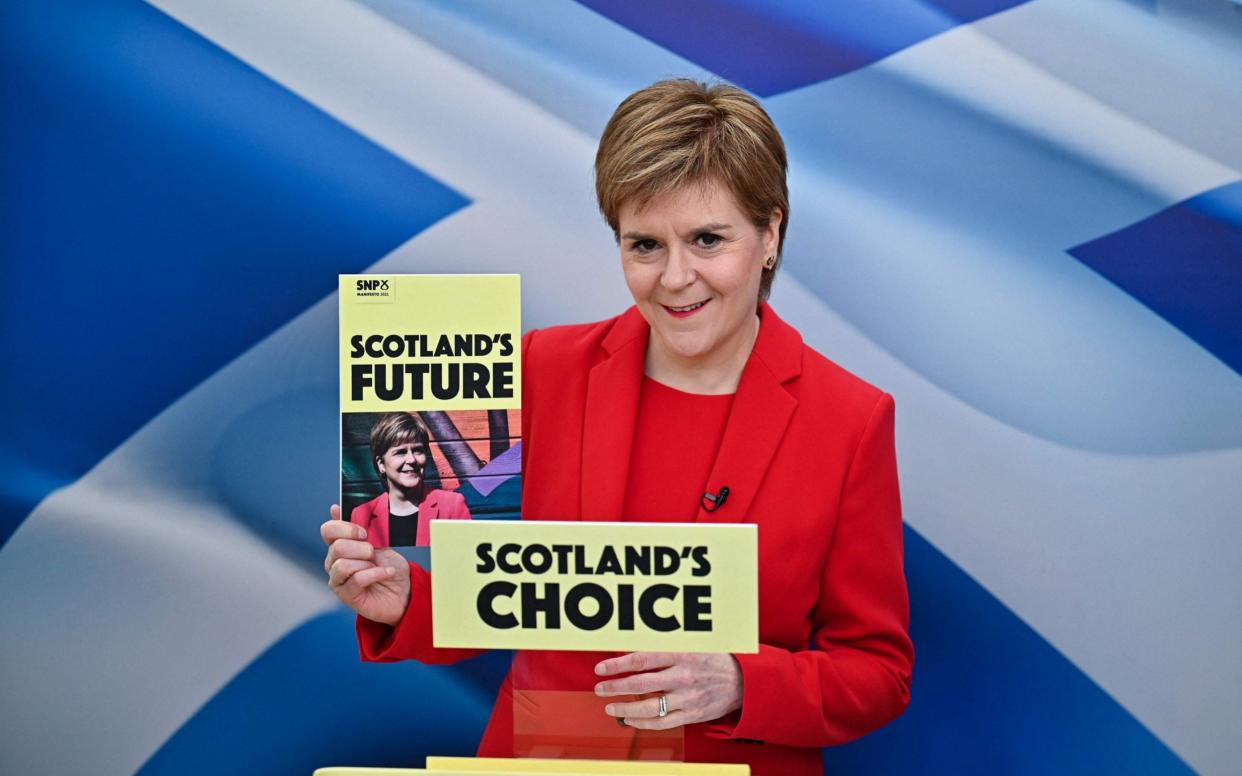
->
xmin=350 ymin=411 xmax=471 ymax=548
xmin=322 ymin=80 xmax=913 ymax=775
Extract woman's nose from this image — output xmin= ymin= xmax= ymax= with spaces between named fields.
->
xmin=660 ymin=245 xmax=696 ymax=290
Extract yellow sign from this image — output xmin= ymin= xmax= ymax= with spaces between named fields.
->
xmin=314 ymin=761 xmax=749 ymax=776
xmin=431 ymin=521 xmax=758 ymax=653
xmin=427 ymin=756 xmax=749 ymax=774
xmin=313 ymin=770 xmax=464 ymax=776
xmin=339 ymin=274 xmax=521 ymax=411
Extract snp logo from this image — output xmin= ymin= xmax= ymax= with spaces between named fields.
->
xmin=352 ymin=277 xmax=394 ymax=302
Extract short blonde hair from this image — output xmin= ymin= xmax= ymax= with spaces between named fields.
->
xmin=369 ymin=412 xmax=430 ymax=485
xmin=595 ymin=79 xmax=789 ymax=300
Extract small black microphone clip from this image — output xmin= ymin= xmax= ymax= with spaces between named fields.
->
xmin=702 ymin=486 xmax=730 ymax=513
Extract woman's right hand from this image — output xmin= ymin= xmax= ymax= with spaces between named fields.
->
xmin=321 ymin=504 xmax=411 ymax=626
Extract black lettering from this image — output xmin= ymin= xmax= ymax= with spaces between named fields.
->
xmin=624 ymin=545 xmax=651 ymax=576
xmin=493 ymin=361 xmax=514 ymax=399
xmin=596 ymin=546 xmax=622 ymax=575
xmin=382 ymin=335 xmax=403 ymax=357
xmin=638 ymin=584 xmax=679 ymax=632
xmin=653 ymin=546 xmax=680 ymax=575
xmin=477 ymin=581 xmax=517 ymax=629
xmin=498 ymin=333 xmax=513 ymax=357
xmin=365 ymin=334 xmax=385 ymax=357
xmin=351 ymin=364 xmax=373 ymax=401
xmin=430 ymin=363 xmax=459 ymax=400
xmin=497 ymin=543 xmax=522 ymax=574
xmin=521 ymin=582 xmax=561 ymax=629
xmin=574 ymin=544 xmax=594 ymax=575
xmin=475 ymin=334 xmax=493 ymax=357
xmin=454 ymin=333 xmax=472 ymax=357
xmin=552 ymin=544 xmax=574 ymax=574
xmin=683 ymin=585 xmax=712 ymax=631
xmin=463 ymin=362 xmax=491 ymax=399
xmin=476 ymin=542 xmax=495 ymax=573
xmin=434 ymin=334 xmax=453 ymax=357
xmin=521 ymin=543 xmax=552 ymax=574
xmin=690 ymin=546 xmax=711 ymax=577
xmin=407 ymin=363 xmax=429 ymax=399
xmin=374 ymin=364 xmax=401 ymax=401
xmin=617 ymin=584 xmax=635 ymax=630
xmin=565 ymin=583 xmax=613 ymax=630
xmin=350 ymin=335 xmax=364 ymax=358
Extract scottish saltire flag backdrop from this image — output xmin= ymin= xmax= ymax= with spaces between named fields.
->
xmin=3 ymin=0 xmax=1239 ymax=774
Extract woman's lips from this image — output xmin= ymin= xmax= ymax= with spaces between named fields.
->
xmin=662 ymin=299 xmax=710 ymax=318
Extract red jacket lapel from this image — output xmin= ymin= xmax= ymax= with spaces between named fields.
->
xmin=416 ymin=489 xmax=442 ymax=546
xmin=580 ymin=308 xmax=648 ymax=521
xmin=697 ymin=303 xmax=801 ymax=524
xmin=370 ymin=492 xmax=391 ymax=547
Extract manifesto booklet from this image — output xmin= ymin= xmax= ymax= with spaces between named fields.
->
xmin=339 ymin=274 xmax=521 ymax=559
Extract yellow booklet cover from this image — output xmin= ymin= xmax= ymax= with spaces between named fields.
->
xmin=339 ymin=275 xmax=521 ymax=550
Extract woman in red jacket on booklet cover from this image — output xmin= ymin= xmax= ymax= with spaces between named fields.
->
xmin=321 ymin=79 xmax=913 ymax=776
xmin=350 ymin=412 xmax=471 ymax=549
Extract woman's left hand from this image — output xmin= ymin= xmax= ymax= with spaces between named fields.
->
xmin=594 ymin=652 xmax=743 ymax=730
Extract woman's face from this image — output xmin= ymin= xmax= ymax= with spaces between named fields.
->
xmin=377 ymin=439 xmax=428 ymax=493
xmin=618 ymin=180 xmax=780 ymax=371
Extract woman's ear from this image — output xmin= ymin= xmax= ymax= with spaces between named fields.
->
xmin=765 ymin=208 xmax=783 ymax=256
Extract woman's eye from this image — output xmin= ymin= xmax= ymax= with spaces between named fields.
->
xmin=696 ymin=233 xmax=722 ymax=248
xmin=630 ymin=239 xmax=658 ymax=254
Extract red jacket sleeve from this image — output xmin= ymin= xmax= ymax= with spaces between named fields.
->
xmin=356 ymin=561 xmax=485 ymax=664
xmin=722 ymin=393 xmax=913 ymax=747
xmin=445 ymin=490 xmax=471 ymax=520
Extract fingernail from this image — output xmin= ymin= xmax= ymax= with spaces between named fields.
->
xmin=595 ymin=663 xmax=606 ymax=675
xmin=605 ymin=705 xmax=615 ymax=715
xmin=595 ymin=684 xmax=605 ymax=696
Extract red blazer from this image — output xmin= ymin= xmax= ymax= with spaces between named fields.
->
xmin=350 ymin=489 xmax=471 ymax=548
xmin=358 ymin=304 xmax=913 ymax=775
